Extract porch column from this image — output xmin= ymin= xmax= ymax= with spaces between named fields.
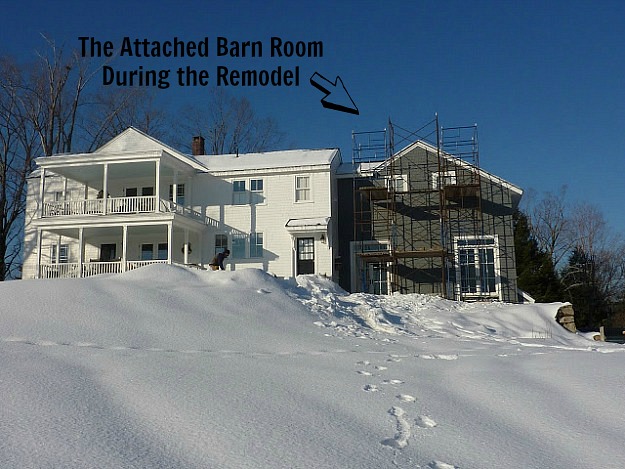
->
xmin=102 ymin=163 xmax=109 ymax=215
xmin=198 ymin=231 xmax=204 ymax=268
xmin=36 ymin=228 xmax=43 ymax=279
xmin=78 ymin=227 xmax=84 ymax=278
xmin=155 ymin=159 xmax=161 ymax=213
xmin=39 ymin=168 xmax=46 ymax=218
xmin=183 ymin=229 xmax=189 ymax=265
xmin=167 ymin=222 xmax=173 ymax=264
xmin=122 ymin=225 xmax=128 ymax=272
xmin=172 ymin=171 xmax=178 ymax=205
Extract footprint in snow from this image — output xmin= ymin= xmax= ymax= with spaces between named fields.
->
xmin=357 ymin=370 xmax=373 ymax=376
xmin=381 ymin=406 xmax=411 ymax=449
xmin=428 ymin=461 xmax=457 ymax=469
xmin=363 ymin=384 xmax=379 ymax=392
xmin=382 ymin=379 xmax=404 ymax=385
xmin=416 ymin=415 xmax=438 ymax=428
xmin=256 ymin=288 xmax=271 ymax=294
xmin=397 ymin=394 xmax=416 ymax=402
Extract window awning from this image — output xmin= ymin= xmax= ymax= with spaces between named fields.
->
xmin=285 ymin=217 xmax=330 ymax=232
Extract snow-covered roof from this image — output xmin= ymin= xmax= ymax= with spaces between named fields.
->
xmin=285 ymin=217 xmax=330 ymax=230
xmin=195 ymin=149 xmax=339 ymax=173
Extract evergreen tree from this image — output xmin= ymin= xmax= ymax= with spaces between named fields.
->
xmin=561 ymin=246 xmax=607 ymax=330
xmin=513 ymin=210 xmax=562 ymax=302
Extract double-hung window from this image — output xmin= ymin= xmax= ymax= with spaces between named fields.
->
xmin=295 ymin=176 xmax=310 ymax=202
xmin=168 ymin=184 xmax=185 ymax=206
xmin=250 ymin=233 xmax=263 ymax=258
xmin=215 ymin=234 xmax=228 ymax=255
xmin=455 ymin=236 xmax=499 ymax=299
xmin=250 ymin=179 xmax=264 ymax=204
xmin=233 ymin=180 xmax=248 ymax=205
xmin=232 ymin=235 xmax=246 ymax=258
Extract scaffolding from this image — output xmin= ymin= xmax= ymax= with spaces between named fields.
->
xmin=351 ymin=116 xmax=491 ymax=300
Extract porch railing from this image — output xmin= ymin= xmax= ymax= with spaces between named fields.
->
xmin=42 ymin=196 xmax=208 ymax=224
xmin=43 ymin=196 xmax=157 ymax=217
xmin=38 ymin=259 xmax=169 ymax=279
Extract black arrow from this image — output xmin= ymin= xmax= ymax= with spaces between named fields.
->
xmin=310 ymin=72 xmax=359 ymax=115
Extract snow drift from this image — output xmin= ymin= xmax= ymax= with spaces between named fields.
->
xmin=0 ymin=265 xmax=623 ymax=468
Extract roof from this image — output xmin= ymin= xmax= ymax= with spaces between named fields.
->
xmin=195 ymin=149 xmax=339 ymax=173
xmin=35 ymin=127 xmax=209 ymax=173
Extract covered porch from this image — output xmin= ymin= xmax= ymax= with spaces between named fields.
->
xmin=35 ymin=220 xmax=206 ymax=279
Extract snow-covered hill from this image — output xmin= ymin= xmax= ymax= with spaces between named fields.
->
xmin=1 ymin=265 xmax=623 ymax=468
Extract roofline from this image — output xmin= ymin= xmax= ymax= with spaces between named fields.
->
xmin=372 ymin=139 xmax=523 ymax=196
xmin=95 ymin=127 xmax=209 ymax=172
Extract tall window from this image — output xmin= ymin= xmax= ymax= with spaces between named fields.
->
xmin=250 ymin=179 xmax=264 ymax=204
xmin=456 ymin=236 xmax=499 ymax=297
xmin=51 ymin=244 xmax=69 ymax=264
xmin=157 ymin=243 xmax=168 ymax=260
xmin=295 ymin=176 xmax=310 ymax=202
xmin=141 ymin=244 xmax=153 ymax=261
xmin=232 ymin=235 xmax=246 ymax=259
xmin=233 ymin=180 xmax=247 ymax=205
xmin=168 ymin=184 xmax=185 ymax=206
xmin=250 ymin=233 xmax=263 ymax=258
xmin=215 ymin=234 xmax=228 ymax=255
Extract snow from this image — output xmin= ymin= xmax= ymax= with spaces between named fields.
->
xmin=195 ymin=148 xmax=338 ymax=172
xmin=1 ymin=265 xmax=624 ymax=468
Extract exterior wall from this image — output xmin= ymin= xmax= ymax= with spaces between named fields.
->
xmin=340 ymin=142 xmax=521 ymax=302
xmin=196 ymin=166 xmax=335 ymax=279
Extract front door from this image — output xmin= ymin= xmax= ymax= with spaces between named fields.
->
xmin=100 ymin=243 xmax=117 ymax=262
xmin=368 ymin=263 xmax=388 ymax=295
xmin=296 ymin=237 xmax=315 ymax=275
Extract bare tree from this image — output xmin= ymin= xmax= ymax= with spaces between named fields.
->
xmin=179 ymin=88 xmax=284 ymax=154
xmin=0 ymin=57 xmax=39 ymax=279
xmin=82 ymin=87 xmax=170 ymax=152
xmin=528 ymin=186 xmax=572 ymax=268
xmin=0 ymin=37 xmax=169 ymax=279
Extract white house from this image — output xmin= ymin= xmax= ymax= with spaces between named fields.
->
xmin=22 ymin=128 xmax=341 ymax=281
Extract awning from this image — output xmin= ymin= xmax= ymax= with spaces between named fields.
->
xmin=285 ymin=217 xmax=330 ymax=233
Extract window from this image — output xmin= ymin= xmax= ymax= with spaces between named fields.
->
xmin=455 ymin=236 xmax=498 ymax=297
xmin=157 ymin=243 xmax=168 ymax=260
xmin=125 ymin=187 xmax=138 ymax=197
xmin=386 ymin=174 xmax=407 ymax=192
xmin=250 ymin=233 xmax=263 ymax=258
xmin=250 ymin=179 xmax=264 ymax=204
xmin=232 ymin=235 xmax=246 ymax=259
xmin=141 ymin=244 xmax=153 ymax=261
xmin=233 ymin=180 xmax=247 ymax=205
xmin=54 ymin=191 xmax=64 ymax=202
xmin=142 ymin=187 xmax=154 ymax=196
xmin=295 ymin=176 xmax=310 ymax=202
xmin=51 ymin=244 xmax=69 ymax=264
xmin=431 ymin=171 xmax=457 ymax=189
xmin=168 ymin=184 xmax=185 ymax=206
xmin=215 ymin=234 xmax=228 ymax=255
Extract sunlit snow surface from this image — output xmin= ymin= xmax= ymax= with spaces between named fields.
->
xmin=1 ymin=265 xmax=624 ymax=468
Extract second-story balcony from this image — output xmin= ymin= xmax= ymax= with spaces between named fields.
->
xmin=42 ymin=196 xmax=208 ymax=224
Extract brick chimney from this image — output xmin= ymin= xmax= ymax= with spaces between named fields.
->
xmin=192 ymin=136 xmax=205 ymax=156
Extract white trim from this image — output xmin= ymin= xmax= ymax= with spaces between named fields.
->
xmin=453 ymin=234 xmax=501 ymax=301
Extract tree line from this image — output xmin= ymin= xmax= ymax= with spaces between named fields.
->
xmin=0 ymin=37 xmax=284 ymax=280
xmin=515 ymin=187 xmax=625 ymax=330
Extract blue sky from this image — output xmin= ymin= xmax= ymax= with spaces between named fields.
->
xmin=3 ymin=0 xmax=625 ymax=234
